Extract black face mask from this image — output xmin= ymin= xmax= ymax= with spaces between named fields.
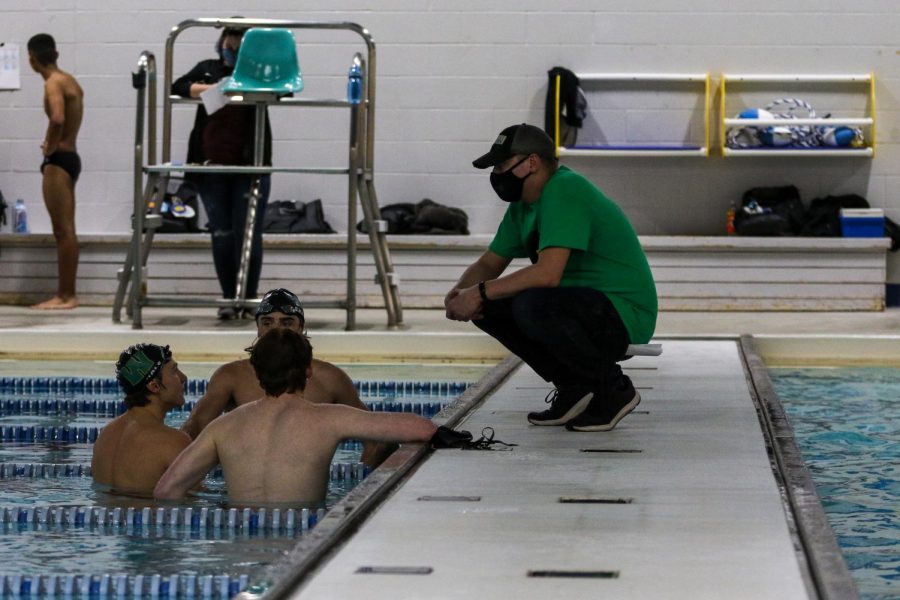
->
xmin=489 ymin=156 xmax=531 ymax=203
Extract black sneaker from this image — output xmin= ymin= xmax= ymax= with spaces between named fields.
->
xmin=565 ymin=376 xmax=641 ymax=432
xmin=527 ymin=386 xmax=594 ymax=426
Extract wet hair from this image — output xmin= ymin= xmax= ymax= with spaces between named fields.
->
xmin=123 ymin=386 xmax=155 ymax=410
xmin=250 ymin=329 xmax=313 ymax=396
xmin=27 ymin=34 xmax=58 ymax=67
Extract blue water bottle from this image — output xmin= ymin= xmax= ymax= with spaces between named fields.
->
xmin=14 ymin=199 xmax=28 ymax=234
xmin=347 ymin=63 xmax=362 ymax=104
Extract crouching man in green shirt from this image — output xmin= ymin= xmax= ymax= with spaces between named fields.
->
xmin=445 ymin=123 xmax=658 ymax=432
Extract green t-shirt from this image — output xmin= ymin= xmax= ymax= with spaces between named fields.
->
xmin=488 ymin=166 xmax=658 ymax=344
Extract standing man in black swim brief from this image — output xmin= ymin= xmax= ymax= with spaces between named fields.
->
xmin=27 ymin=33 xmax=84 ymax=310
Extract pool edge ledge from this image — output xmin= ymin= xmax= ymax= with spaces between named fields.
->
xmin=754 ymin=334 xmax=900 ymax=366
xmin=0 ymin=329 xmax=509 ymax=363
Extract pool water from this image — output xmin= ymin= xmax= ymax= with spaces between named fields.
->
xmin=0 ymin=375 xmax=474 ymax=598
xmin=770 ymin=367 xmax=900 ymax=600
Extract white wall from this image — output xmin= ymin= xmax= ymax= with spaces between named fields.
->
xmin=1 ymin=1 xmax=898 ymax=272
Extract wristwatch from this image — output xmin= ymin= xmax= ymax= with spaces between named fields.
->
xmin=478 ymin=281 xmax=489 ymax=302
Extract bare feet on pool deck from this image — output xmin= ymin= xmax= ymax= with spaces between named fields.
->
xmin=31 ymin=296 xmax=79 ymax=310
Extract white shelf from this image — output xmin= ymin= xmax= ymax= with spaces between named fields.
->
xmin=559 ymin=147 xmax=708 ymax=158
xmin=723 ymin=147 xmax=874 ymax=157
xmin=723 ymin=117 xmax=873 ymax=127
xmin=723 ymin=73 xmax=871 ymax=83
xmin=720 ymin=72 xmax=876 ymax=157
xmin=578 ymin=73 xmax=708 ymax=82
xmin=555 ymin=72 xmax=710 ymax=159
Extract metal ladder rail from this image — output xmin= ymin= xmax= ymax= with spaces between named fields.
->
xmin=113 ymin=52 xmax=162 ymax=326
xmin=353 ymin=53 xmax=403 ymax=328
xmin=114 ymin=174 xmax=166 ymax=324
xmin=232 ymin=98 xmax=270 ymax=315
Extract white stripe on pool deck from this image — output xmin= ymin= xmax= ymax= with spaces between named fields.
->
xmin=293 ymin=340 xmax=810 ymax=599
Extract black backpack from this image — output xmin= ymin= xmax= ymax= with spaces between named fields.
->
xmin=799 ymin=194 xmax=869 ymax=237
xmin=735 ymin=186 xmax=806 ymax=236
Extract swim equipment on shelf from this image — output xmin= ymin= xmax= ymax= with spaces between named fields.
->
xmin=726 ymin=97 xmax=864 ymax=149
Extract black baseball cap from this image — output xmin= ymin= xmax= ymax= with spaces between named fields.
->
xmin=115 ymin=343 xmax=172 ymax=394
xmin=255 ymin=288 xmax=305 ymax=321
xmin=472 ymin=123 xmax=556 ymax=169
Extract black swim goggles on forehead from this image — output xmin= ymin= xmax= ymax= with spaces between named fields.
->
xmin=255 ymin=289 xmax=305 ymax=320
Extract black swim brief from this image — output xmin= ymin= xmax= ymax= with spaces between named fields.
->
xmin=40 ymin=151 xmax=82 ymax=183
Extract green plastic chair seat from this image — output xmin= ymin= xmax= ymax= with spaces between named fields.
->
xmin=222 ymin=28 xmax=303 ymax=96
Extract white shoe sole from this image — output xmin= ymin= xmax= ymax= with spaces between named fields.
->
xmin=527 ymin=391 xmax=593 ymax=426
xmin=567 ymin=390 xmax=641 ymax=432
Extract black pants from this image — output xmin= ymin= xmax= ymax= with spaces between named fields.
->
xmin=197 ymin=174 xmax=271 ymax=300
xmin=474 ymin=287 xmax=630 ymax=390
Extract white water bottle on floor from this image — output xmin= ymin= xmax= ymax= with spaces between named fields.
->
xmin=13 ymin=198 xmax=28 ymax=234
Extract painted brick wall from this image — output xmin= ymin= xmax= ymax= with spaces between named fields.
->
xmin=1 ymin=2 xmax=898 ymax=274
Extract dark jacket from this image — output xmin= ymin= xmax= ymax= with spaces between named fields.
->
xmin=171 ymin=58 xmax=272 ymax=175
xmin=545 ymin=66 xmax=586 ymax=136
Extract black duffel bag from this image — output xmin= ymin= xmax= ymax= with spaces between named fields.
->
xmin=735 ymin=185 xmax=805 ymax=236
xmin=263 ymin=199 xmax=335 ymax=234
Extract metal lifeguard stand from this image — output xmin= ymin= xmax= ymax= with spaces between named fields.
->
xmin=112 ymin=18 xmax=402 ymax=330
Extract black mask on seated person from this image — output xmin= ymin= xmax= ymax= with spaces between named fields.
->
xmin=489 ymin=156 xmax=531 ymax=203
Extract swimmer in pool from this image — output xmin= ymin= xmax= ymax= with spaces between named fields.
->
xmin=27 ymin=33 xmax=84 ymax=310
xmin=155 ymin=329 xmax=438 ymax=505
xmin=180 ymin=288 xmax=393 ymax=467
xmin=92 ymin=344 xmax=191 ymax=495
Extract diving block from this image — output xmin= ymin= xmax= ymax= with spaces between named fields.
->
xmin=625 ymin=343 xmax=662 ymax=357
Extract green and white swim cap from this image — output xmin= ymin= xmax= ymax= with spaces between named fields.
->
xmin=115 ymin=343 xmax=172 ymax=394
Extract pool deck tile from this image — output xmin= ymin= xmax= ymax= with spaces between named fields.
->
xmin=294 ymin=340 xmax=810 ymax=599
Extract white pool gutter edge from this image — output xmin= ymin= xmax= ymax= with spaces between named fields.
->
xmin=0 ymin=330 xmax=509 ymax=363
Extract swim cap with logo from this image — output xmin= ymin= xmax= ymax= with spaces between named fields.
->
xmin=115 ymin=343 xmax=172 ymax=394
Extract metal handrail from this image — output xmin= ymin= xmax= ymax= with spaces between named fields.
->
xmin=112 ymin=51 xmax=157 ymax=324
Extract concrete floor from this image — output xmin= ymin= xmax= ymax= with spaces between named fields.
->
xmin=2 ymin=304 xmax=900 ymax=362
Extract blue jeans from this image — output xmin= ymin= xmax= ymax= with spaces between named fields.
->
xmin=197 ymin=174 xmax=270 ymax=300
xmin=474 ymin=287 xmax=630 ymax=390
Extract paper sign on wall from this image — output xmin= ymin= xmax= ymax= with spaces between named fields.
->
xmin=0 ymin=43 xmax=21 ymax=90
